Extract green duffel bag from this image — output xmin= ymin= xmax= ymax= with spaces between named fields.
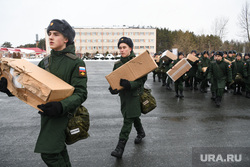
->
xmin=65 ymin=105 xmax=90 ymax=145
xmin=140 ymin=88 xmax=157 ymax=114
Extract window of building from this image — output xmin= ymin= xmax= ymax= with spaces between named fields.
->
xmin=135 ymin=46 xmax=139 ymax=49
xmin=135 ymin=32 xmax=139 ymax=36
xmin=145 ymin=46 xmax=149 ymax=49
xmin=135 ymin=39 xmax=139 ymax=42
xmin=140 ymin=46 xmax=144 ymax=49
xmin=93 ymin=39 xmax=96 ymax=43
xmin=125 ymin=32 xmax=128 ymax=35
xmin=81 ymin=39 xmax=85 ymax=42
xmin=76 ymin=39 xmax=80 ymax=43
xmin=103 ymin=39 xmax=107 ymax=42
xmin=151 ymin=46 xmax=154 ymax=49
xmin=87 ymin=39 xmax=91 ymax=43
xmin=98 ymin=39 xmax=102 ymax=42
xmin=93 ymin=32 xmax=97 ymax=35
xmin=140 ymin=32 xmax=144 ymax=35
xmin=150 ymin=32 xmax=154 ymax=35
xmin=76 ymin=32 xmax=80 ymax=36
xmin=114 ymin=46 xmax=118 ymax=50
xmin=146 ymin=32 xmax=149 ymax=35
xmin=109 ymin=46 xmax=113 ymax=49
xmin=87 ymin=46 xmax=91 ymax=50
xmin=104 ymin=46 xmax=107 ymax=49
xmin=140 ymin=39 xmax=144 ymax=42
xmin=98 ymin=46 xmax=102 ymax=49
xmin=93 ymin=46 xmax=96 ymax=50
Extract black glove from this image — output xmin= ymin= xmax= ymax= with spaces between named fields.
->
xmin=120 ymin=79 xmax=131 ymax=90
xmin=0 ymin=77 xmax=13 ymax=97
xmin=109 ymin=87 xmax=119 ymax=95
xmin=37 ymin=101 xmax=63 ymax=117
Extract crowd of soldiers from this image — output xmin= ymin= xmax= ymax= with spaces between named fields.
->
xmin=152 ymin=50 xmax=250 ymax=107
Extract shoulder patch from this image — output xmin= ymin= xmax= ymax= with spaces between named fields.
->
xmin=79 ymin=66 xmax=87 ymax=77
xmin=66 ymin=53 xmax=78 ymax=60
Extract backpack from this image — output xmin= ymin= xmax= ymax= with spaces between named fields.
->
xmin=140 ymin=88 xmax=157 ymax=114
xmin=65 ymin=105 xmax=90 ymax=145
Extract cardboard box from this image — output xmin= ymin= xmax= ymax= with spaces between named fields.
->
xmin=167 ymin=58 xmax=192 ymax=82
xmin=0 ymin=58 xmax=75 ymax=110
xmin=187 ymin=54 xmax=199 ymax=62
xmin=105 ymin=50 xmax=158 ymax=90
xmin=162 ymin=50 xmax=177 ymax=60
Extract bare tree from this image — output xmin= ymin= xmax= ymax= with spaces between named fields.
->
xmin=211 ymin=17 xmax=229 ymax=41
xmin=238 ymin=1 xmax=250 ymax=42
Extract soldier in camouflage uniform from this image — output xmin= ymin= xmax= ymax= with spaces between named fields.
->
xmin=188 ymin=50 xmax=199 ymax=90
xmin=170 ymin=52 xmax=185 ymax=98
xmin=232 ymin=53 xmax=245 ymax=95
xmin=37 ymin=19 xmax=87 ymax=167
xmin=243 ymin=55 xmax=250 ymax=98
xmin=109 ymin=37 xmax=147 ymax=158
xmin=197 ymin=51 xmax=210 ymax=93
xmin=207 ymin=51 xmax=232 ymax=107
xmin=159 ymin=56 xmax=172 ymax=89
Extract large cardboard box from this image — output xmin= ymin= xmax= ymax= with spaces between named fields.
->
xmin=187 ymin=54 xmax=199 ymax=62
xmin=167 ymin=58 xmax=192 ymax=82
xmin=105 ymin=50 xmax=158 ymax=90
xmin=162 ymin=50 xmax=177 ymax=60
xmin=0 ymin=58 xmax=75 ymax=110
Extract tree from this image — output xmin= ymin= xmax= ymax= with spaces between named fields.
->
xmin=38 ymin=38 xmax=46 ymax=50
xmin=238 ymin=1 xmax=250 ymax=42
xmin=211 ymin=17 xmax=229 ymax=41
xmin=1 ymin=42 xmax=12 ymax=48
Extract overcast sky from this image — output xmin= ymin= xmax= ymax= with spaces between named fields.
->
xmin=0 ymin=0 xmax=248 ymax=47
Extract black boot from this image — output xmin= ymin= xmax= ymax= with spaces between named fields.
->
xmin=175 ymin=90 xmax=179 ymax=97
xmin=111 ymin=139 xmax=127 ymax=158
xmin=246 ymin=92 xmax=250 ymax=98
xmin=211 ymin=92 xmax=216 ymax=101
xmin=134 ymin=127 xmax=146 ymax=144
xmin=179 ymin=90 xmax=184 ymax=98
xmin=233 ymin=88 xmax=237 ymax=95
xmin=215 ymin=96 xmax=222 ymax=107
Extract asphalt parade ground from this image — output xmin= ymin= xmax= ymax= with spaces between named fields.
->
xmin=0 ymin=60 xmax=250 ymax=167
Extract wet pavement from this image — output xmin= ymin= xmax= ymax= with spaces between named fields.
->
xmin=0 ymin=60 xmax=250 ymax=167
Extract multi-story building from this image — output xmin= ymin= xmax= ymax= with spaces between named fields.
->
xmin=45 ymin=26 xmax=156 ymax=57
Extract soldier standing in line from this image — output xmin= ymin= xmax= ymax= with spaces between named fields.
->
xmin=232 ymin=53 xmax=245 ymax=95
xmin=109 ymin=37 xmax=147 ymax=158
xmin=188 ymin=50 xmax=199 ymax=90
xmin=243 ymin=54 xmax=250 ymax=98
xmin=209 ymin=54 xmax=218 ymax=100
xmin=197 ymin=51 xmax=210 ymax=93
xmin=227 ymin=51 xmax=235 ymax=62
xmin=207 ymin=51 xmax=232 ymax=107
xmin=170 ymin=52 xmax=185 ymax=98
xmin=210 ymin=51 xmax=215 ymax=61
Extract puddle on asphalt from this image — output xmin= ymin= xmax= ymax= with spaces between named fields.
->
xmin=160 ymin=116 xmax=189 ymax=122
xmin=200 ymin=115 xmax=250 ymax=122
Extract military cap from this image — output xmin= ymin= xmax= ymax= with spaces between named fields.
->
xmin=191 ymin=50 xmax=197 ymax=54
xmin=216 ymin=51 xmax=223 ymax=57
xmin=117 ymin=37 xmax=134 ymax=49
xmin=203 ymin=51 xmax=209 ymax=55
xmin=236 ymin=53 xmax=242 ymax=57
xmin=178 ymin=52 xmax=184 ymax=56
xmin=47 ymin=19 xmax=75 ymax=45
xmin=223 ymin=51 xmax=228 ymax=55
xmin=228 ymin=50 xmax=233 ymax=54
xmin=233 ymin=50 xmax=237 ymax=54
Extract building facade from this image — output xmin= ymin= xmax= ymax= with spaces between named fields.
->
xmin=45 ymin=26 xmax=156 ymax=56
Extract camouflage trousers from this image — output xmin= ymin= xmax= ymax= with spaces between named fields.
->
xmin=41 ymin=146 xmax=71 ymax=167
xmin=119 ymin=117 xmax=143 ymax=140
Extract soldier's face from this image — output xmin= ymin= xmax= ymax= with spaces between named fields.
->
xmin=48 ymin=31 xmax=68 ymax=51
xmin=228 ymin=53 xmax=233 ymax=57
xmin=236 ymin=56 xmax=241 ymax=61
xmin=119 ymin=43 xmax=132 ymax=57
xmin=204 ymin=53 xmax=208 ymax=58
xmin=217 ymin=56 xmax=222 ymax=61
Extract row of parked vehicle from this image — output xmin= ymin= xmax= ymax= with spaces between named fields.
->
xmin=83 ymin=54 xmax=121 ymax=60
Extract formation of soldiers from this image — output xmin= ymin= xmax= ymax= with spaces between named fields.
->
xmin=153 ymin=50 xmax=250 ymax=107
